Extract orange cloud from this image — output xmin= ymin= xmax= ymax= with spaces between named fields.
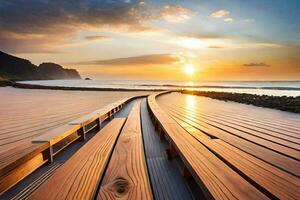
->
xmin=84 ymin=35 xmax=112 ymax=41
xmin=210 ymin=9 xmax=230 ymax=18
xmin=73 ymin=54 xmax=184 ymax=66
xmin=243 ymin=62 xmax=271 ymax=67
xmin=161 ymin=5 xmax=194 ymax=23
xmin=0 ymin=1 xmax=193 ymax=53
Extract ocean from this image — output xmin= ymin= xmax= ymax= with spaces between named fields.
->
xmin=19 ymin=80 xmax=300 ymax=97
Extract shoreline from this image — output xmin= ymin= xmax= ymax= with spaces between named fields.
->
xmin=0 ymin=80 xmax=165 ymax=92
xmin=1 ymin=80 xmax=299 ymax=113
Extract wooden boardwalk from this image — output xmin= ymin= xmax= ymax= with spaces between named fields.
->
xmin=0 ymin=90 xmax=151 ymax=195
xmin=155 ymin=92 xmax=300 ymax=199
xmin=0 ymin=88 xmax=153 ymax=154
xmin=98 ymin=100 xmax=152 ymax=199
xmin=140 ymin=99 xmax=193 ymax=200
xmin=2 ymin=91 xmax=300 ymax=199
xmin=29 ymin=118 xmax=126 ymax=200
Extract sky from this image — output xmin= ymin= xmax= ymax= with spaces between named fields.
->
xmin=0 ymin=0 xmax=299 ymax=81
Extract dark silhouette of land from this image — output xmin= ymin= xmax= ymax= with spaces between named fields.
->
xmin=0 ymin=51 xmax=81 ymax=81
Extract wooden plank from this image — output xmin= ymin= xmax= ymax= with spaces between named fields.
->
xmin=29 ymin=118 xmax=126 ymax=200
xmin=140 ymin=99 xmax=193 ymax=200
xmin=164 ymin=105 xmax=300 ymax=177
xmin=98 ymin=101 xmax=153 ymax=200
xmin=0 ymin=92 xmax=151 ymax=193
xmin=0 ymin=91 xmax=134 ymax=153
xmin=170 ymin=92 xmax=300 ymax=135
xmin=157 ymin=94 xmax=300 ymax=167
xmin=11 ymin=163 xmax=61 ymax=200
xmin=165 ymin=92 xmax=300 ymax=130
xmin=163 ymin=103 xmax=300 ymax=160
xmin=69 ymin=112 xmax=100 ymax=126
xmin=69 ymin=98 xmax=131 ymax=127
xmin=174 ymin=118 xmax=300 ymax=199
xmin=0 ymin=152 xmax=46 ymax=195
xmin=0 ymin=142 xmax=48 ymax=176
xmin=200 ymin=110 xmax=300 ymax=140
xmin=147 ymin=94 xmax=268 ymax=199
xmin=172 ymin=100 xmax=300 ymax=141
xmin=32 ymin=124 xmax=81 ymax=146
xmin=0 ymin=142 xmax=48 ymax=195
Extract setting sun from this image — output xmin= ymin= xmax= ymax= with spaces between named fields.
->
xmin=0 ymin=1 xmax=299 ymax=199
xmin=184 ymin=64 xmax=195 ymax=75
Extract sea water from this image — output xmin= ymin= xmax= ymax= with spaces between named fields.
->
xmin=19 ymin=80 xmax=300 ymax=97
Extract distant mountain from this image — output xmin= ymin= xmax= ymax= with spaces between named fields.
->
xmin=0 ymin=51 xmax=81 ymax=81
xmin=38 ymin=63 xmax=81 ymax=80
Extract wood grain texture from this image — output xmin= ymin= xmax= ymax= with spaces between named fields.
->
xmin=170 ymin=102 xmax=300 ymax=145
xmin=172 ymin=117 xmax=300 ymax=199
xmin=0 ymin=88 xmax=153 ymax=154
xmin=98 ymin=101 xmax=153 ymax=200
xmin=163 ymin=104 xmax=300 ymax=160
xmin=157 ymin=92 xmax=300 ymax=177
xmin=0 ymin=151 xmax=46 ymax=195
xmin=32 ymin=124 xmax=81 ymax=146
xmin=29 ymin=118 xmax=126 ymax=200
xmin=148 ymin=94 xmax=268 ymax=200
xmin=168 ymin=105 xmax=300 ymax=159
xmin=0 ymin=90 xmax=152 ymax=195
xmin=0 ymin=142 xmax=48 ymax=176
xmin=140 ymin=99 xmax=193 ymax=200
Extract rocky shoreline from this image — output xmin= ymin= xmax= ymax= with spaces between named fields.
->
xmin=0 ymin=79 xmax=13 ymax=87
xmin=2 ymin=80 xmax=299 ymax=113
xmin=0 ymin=80 xmax=164 ymax=92
xmin=182 ymin=90 xmax=300 ymax=113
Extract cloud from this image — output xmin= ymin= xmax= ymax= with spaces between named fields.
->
xmin=210 ymin=9 xmax=230 ymax=18
xmin=224 ymin=18 xmax=233 ymax=22
xmin=208 ymin=46 xmax=224 ymax=49
xmin=180 ymin=32 xmax=227 ymax=39
xmin=84 ymin=35 xmax=112 ymax=41
xmin=0 ymin=1 xmax=193 ymax=53
xmin=161 ymin=5 xmax=194 ymax=23
xmin=73 ymin=54 xmax=183 ymax=66
xmin=244 ymin=18 xmax=255 ymax=23
xmin=0 ymin=30 xmax=69 ymax=53
xmin=243 ymin=62 xmax=271 ymax=67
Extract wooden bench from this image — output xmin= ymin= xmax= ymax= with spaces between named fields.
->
xmin=68 ymin=98 xmax=129 ymax=138
xmin=32 ymin=124 xmax=81 ymax=163
xmin=0 ymin=97 xmax=136 ymax=195
xmin=147 ymin=94 xmax=268 ymax=199
xmin=0 ymin=142 xmax=48 ymax=195
xmin=98 ymin=101 xmax=153 ymax=200
xmin=29 ymin=118 xmax=126 ymax=200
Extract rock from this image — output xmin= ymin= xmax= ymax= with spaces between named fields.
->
xmin=0 ymin=51 xmax=81 ymax=81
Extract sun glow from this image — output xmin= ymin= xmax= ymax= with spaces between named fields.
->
xmin=186 ymin=95 xmax=196 ymax=109
xmin=184 ymin=64 xmax=195 ymax=75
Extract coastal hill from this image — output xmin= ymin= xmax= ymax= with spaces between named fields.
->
xmin=0 ymin=51 xmax=81 ymax=81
